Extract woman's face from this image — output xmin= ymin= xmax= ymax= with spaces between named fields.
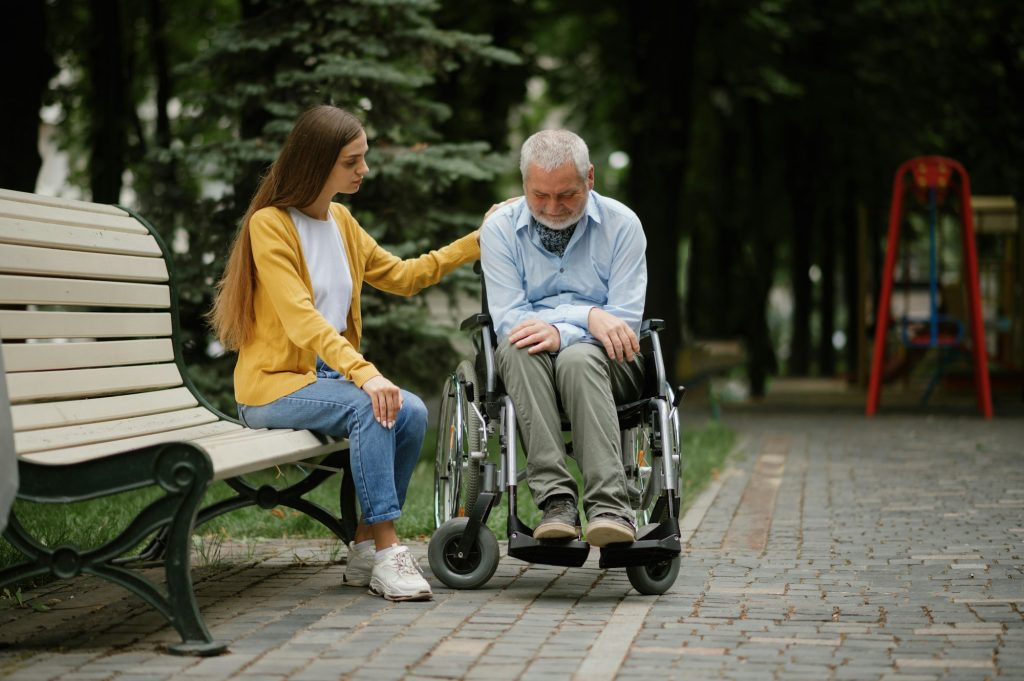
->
xmin=327 ymin=129 xmax=369 ymax=196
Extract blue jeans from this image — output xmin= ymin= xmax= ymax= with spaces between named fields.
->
xmin=237 ymin=360 xmax=428 ymax=525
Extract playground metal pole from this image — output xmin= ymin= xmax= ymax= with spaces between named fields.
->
xmin=952 ymin=161 xmax=994 ymax=418
xmin=866 ymin=161 xmax=909 ymax=416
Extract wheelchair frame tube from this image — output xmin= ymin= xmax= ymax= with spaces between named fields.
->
xmin=655 ymin=397 xmax=678 ymax=496
xmin=501 ymin=395 xmax=519 ymax=515
xmin=453 ymin=377 xmax=465 ymax=450
xmin=648 ymin=328 xmax=668 ymax=391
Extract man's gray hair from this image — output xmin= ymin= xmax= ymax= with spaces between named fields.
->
xmin=519 ymin=129 xmax=590 ymax=181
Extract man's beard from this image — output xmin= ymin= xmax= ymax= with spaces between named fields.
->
xmin=532 ymin=196 xmax=587 ymax=230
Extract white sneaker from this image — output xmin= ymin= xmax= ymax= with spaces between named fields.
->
xmin=343 ymin=541 xmax=374 ymax=587
xmin=369 ymin=546 xmax=433 ymax=601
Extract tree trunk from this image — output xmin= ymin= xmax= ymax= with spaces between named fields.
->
xmin=711 ymin=123 xmax=741 ymax=338
xmin=147 ymin=0 xmax=172 ymax=149
xmin=623 ymin=0 xmax=696 ymax=382
xmin=786 ymin=125 xmax=813 ymax=376
xmin=818 ymin=202 xmax=837 ymax=375
xmin=789 ymin=214 xmax=812 ymax=374
xmin=234 ymin=0 xmax=274 ymax=209
xmin=843 ymin=192 xmax=860 ymax=381
xmin=0 ymin=1 xmax=55 ymax=192
xmin=686 ymin=122 xmax=738 ymax=340
xmin=87 ymin=0 xmax=131 ymax=203
xmin=739 ymin=102 xmax=778 ymax=398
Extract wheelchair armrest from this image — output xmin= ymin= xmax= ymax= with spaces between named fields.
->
xmin=638 ymin=318 xmax=668 ymax=396
xmin=460 ymin=313 xmax=493 ymax=332
xmin=640 ymin=319 xmax=665 ymax=335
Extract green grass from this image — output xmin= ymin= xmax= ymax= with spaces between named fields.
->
xmin=0 ymin=420 xmax=734 ymax=574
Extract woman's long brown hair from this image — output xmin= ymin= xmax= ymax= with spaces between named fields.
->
xmin=208 ymin=105 xmax=364 ymax=350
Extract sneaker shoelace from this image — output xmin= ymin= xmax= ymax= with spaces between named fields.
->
xmin=394 ymin=550 xmax=422 ymax=577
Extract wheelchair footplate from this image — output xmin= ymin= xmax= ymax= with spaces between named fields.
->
xmin=505 ymin=515 xmax=681 ymax=569
xmin=507 ymin=516 xmax=591 ymax=567
xmin=597 ymin=517 xmax=681 ymax=569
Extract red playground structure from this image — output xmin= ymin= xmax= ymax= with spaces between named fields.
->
xmin=866 ymin=156 xmax=993 ymax=418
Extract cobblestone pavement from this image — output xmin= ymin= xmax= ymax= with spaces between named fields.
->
xmin=1 ymin=412 xmax=1022 ymax=680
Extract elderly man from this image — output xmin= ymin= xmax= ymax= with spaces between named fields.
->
xmin=479 ymin=129 xmax=647 ymax=547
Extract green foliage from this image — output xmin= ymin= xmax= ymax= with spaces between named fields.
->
xmin=133 ymin=0 xmax=519 ymax=397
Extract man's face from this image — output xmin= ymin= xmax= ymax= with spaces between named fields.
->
xmin=523 ymin=161 xmax=594 ymax=230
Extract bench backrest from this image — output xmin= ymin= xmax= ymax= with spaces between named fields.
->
xmin=0 ymin=188 xmax=233 ymax=465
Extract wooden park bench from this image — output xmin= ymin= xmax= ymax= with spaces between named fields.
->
xmin=0 ymin=188 xmax=356 ymax=655
xmin=677 ymin=337 xmax=747 ymax=419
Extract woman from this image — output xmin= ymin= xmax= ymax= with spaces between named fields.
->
xmin=209 ymin=105 xmax=479 ymax=601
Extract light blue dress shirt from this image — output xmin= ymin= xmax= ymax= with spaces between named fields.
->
xmin=480 ymin=190 xmax=647 ymax=351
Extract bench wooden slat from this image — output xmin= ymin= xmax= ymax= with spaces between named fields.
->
xmin=0 ymin=188 xmax=128 ymax=217
xmin=194 ymin=429 xmax=339 ymax=481
xmin=16 ymin=407 xmax=219 ymax=454
xmin=0 ymin=275 xmax=170 ymax=308
xmin=0 ymin=197 xmax=146 ymax=234
xmin=11 ymin=386 xmax=199 ymax=431
xmin=0 ymin=311 xmax=172 ymax=339
xmin=188 ymin=427 xmax=285 ymax=444
xmin=18 ymin=421 xmax=243 ymax=466
xmin=3 ymin=339 xmax=174 ymax=372
xmin=6 ymin=363 xmax=183 ymax=403
xmin=0 ymin=243 xmax=168 ymax=282
xmin=0 ymin=216 xmax=162 ymax=256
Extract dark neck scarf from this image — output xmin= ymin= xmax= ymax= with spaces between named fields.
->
xmin=535 ymin=221 xmax=578 ymax=257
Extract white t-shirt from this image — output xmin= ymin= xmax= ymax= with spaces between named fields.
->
xmin=288 ymin=208 xmax=353 ymax=333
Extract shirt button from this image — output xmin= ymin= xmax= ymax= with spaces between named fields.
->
xmin=559 ymin=268 xmax=564 ymax=273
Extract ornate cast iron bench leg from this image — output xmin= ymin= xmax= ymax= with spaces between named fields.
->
xmin=0 ymin=445 xmax=226 ymax=656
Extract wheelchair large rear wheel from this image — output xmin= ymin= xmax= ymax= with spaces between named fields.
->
xmin=622 ymin=424 xmax=657 ymax=526
xmin=428 ymin=517 xmax=500 ymax=590
xmin=433 ymin=360 xmax=483 ymax=528
xmin=624 ymin=383 xmax=683 ymax=526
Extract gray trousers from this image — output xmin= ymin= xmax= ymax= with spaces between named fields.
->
xmin=496 ymin=340 xmax=644 ymax=520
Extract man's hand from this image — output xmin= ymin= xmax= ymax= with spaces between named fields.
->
xmin=509 ymin=319 xmax=561 ymax=354
xmin=361 ymin=375 xmax=403 ymax=428
xmin=588 ymin=308 xmax=639 ymax=362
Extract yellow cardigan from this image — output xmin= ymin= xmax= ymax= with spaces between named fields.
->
xmin=234 ymin=202 xmax=480 ymax=406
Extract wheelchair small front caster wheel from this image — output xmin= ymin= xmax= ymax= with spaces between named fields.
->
xmin=428 ymin=517 xmax=499 ymax=590
xmin=626 ymin=555 xmax=680 ymax=595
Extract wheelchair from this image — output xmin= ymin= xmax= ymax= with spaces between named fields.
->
xmin=427 ymin=266 xmax=685 ymax=595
